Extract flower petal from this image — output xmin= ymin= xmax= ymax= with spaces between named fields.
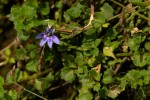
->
xmin=35 ymin=33 xmax=45 ymax=39
xmin=46 ymin=27 xmax=51 ymax=33
xmin=52 ymin=35 xmax=60 ymax=44
xmin=51 ymin=28 xmax=55 ymax=35
xmin=47 ymin=38 xmax=53 ymax=48
xmin=40 ymin=37 xmax=48 ymax=46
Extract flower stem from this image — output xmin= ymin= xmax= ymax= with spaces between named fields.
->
xmin=110 ymin=0 xmax=150 ymax=21
xmin=14 ymin=82 xmax=48 ymax=100
xmin=116 ymin=52 xmax=133 ymax=57
xmin=58 ymin=0 xmax=64 ymax=26
xmin=61 ymin=41 xmax=86 ymax=51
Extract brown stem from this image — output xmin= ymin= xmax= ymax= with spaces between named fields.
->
xmin=113 ymin=57 xmax=128 ymax=75
xmin=48 ymin=82 xmax=70 ymax=92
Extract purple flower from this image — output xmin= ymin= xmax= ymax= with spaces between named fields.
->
xmin=36 ymin=27 xmax=60 ymax=48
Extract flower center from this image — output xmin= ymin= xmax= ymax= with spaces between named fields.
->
xmin=47 ymin=32 xmax=53 ymax=37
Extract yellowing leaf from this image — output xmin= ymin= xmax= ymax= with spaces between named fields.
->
xmin=102 ymin=23 xmax=110 ymax=28
xmin=5 ymin=49 xmax=11 ymax=56
xmin=103 ymin=46 xmax=116 ymax=59
xmin=108 ymin=86 xmax=122 ymax=98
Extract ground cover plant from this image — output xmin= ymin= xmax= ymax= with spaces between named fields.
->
xmin=0 ymin=0 xmax=150 ymax=99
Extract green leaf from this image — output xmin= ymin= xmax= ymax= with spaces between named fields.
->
xmin=102 ymin=68 xmax=114 ymax=84
xmin=145 ymin=42 xmax=150 ymax=51
xmin=94 ymin=73 xmax=102 ymax=81
xmin=89 ymin=70 xmax=97 ymax=77
xmin=132 ymin=52 xmax=150 ymax=67
xmin=56 ymin=1 xmax=63 ymax=9
xmin=80 ymin=77 xmax=95 ymax=89
xmin=85 ymin=29 xmax=96 ymax=36
xmin=83 ymin=34 xmax=96 ymax=43
xmin=35 ymin=79 xmax=43 ymax=92
xmin=75 ymin=52 xmax=85 ymax=66
xmin=87 ymin=57 xmax=96 ymax=67
xmin=66 ymin=3 xmax=84 ymax=19
xmin=94 ymin=39 xmax=101 ymax=47
xmin=79 ymin=86 xmax=90 ymax=94
xmin=13 ymin=68 xmax=23 ymax=82
xmin=63 ymin=12 xmax=71 ymax=23
xmin=76 ymin=2 xmax=85 ymax=10
xmin=128 ymin=34 xmax=145 ymax=51
xmin=40 ymin=2 xmax=50 ymax=15
xmin=46 ymin=72 xmax=55 ymax=82
xmin=61 ymin=67 xmax=75 ymax=82
xmin=94 ymin=12 xmax=106 ymax=24
xmin=141 ymin=70 xmax=150 ymax=84
xmin=120 ymin=78 xmax=128 ymax=91
xmin=67 ymin=7 xmax=81 ymax=18
xmin=129 ymin=0 xmax=142 ymax=2
xmin=63 ymin=54 xmax=77 ymax=68
xmin=138 ymin=87 xmax=147 ymax=99
xmin=121 ymin=69 xmax=150 ymax=90
xmin=148 ymin=11 xmax=150 ymax=26
xmin=20 ymin=5 xmax=37 ymax=20
xmin=90 ymin=48 xmax=99 ymax=56
xmin=102 ymin=75 xmax=113 ymax=84
xmin=6 ymin=72 xmax=13 ymax=83
xmin=0 ymin=76 xmax=4 ymax=86
xmin=35 ymin=73 xmax=54 ymax=93
xmin=129 ymin=1 xmax=148 ymax=7
xmin=0 ymin=87 xmax=4 ymax=99
xmin=18 ymin=31 xmax=29 ymax=41
xmin=45 ymin=19 xmax=58 ymax=27
xmin=11 ymin=3 xmax=37 ymax=40
xmin=81 ymin=41 xmax=95 ymax=50
xmin=124 ymin=70 xmax=142 ymax=89
xmin=25 ymin=0 xmax=38 ymax=8
xmin=100 ymin=3 xmax=114 ymax=19
xmin=93 ymin=82 xmax=101 ymax=92
xmin=78 ymin=92 xmax=93 ymax=100
xmin=40 ymin=78 xmax=53 ymax=91
xmin=29 ymin=51 xmax=36 ymax=59
xmin=6 ymin=90 xmax=18 ymax=100
xmin=15 ymin=49 xmax=26 ymax=60
xmin=75 ymin=65 xmax=88 ymax=77
xmin=99 ymin=86 xmax=108 ymax=98
xmin=26 ymin=60 xmax=38 ymax=72
xmin=27 ymin=44 xmax=36 ymax=58
xmin=69 ymin=62 xmax=77 ymax=68
xmin=105 ymin=28 xmax=118 ymax=40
